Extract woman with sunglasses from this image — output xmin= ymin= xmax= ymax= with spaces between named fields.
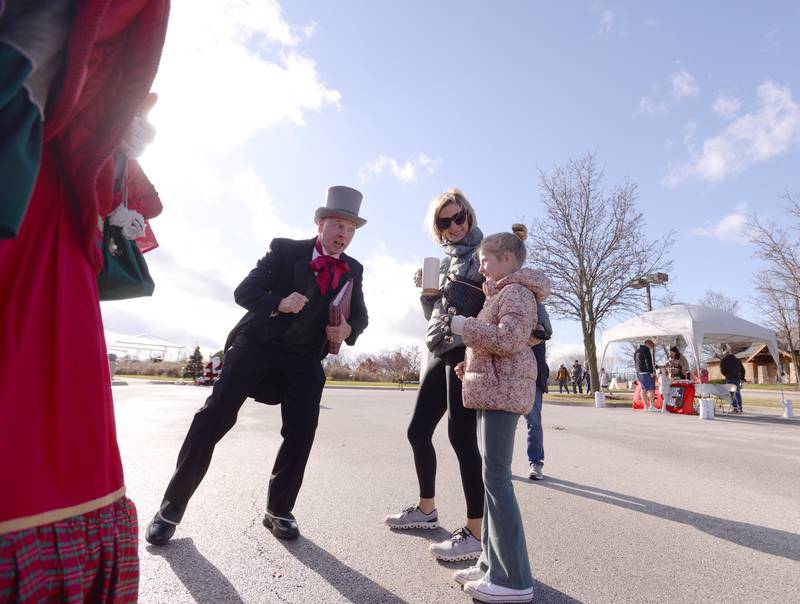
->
xmin=385 ymin=188 xmax=486 ymax=562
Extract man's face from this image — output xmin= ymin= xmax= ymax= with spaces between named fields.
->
xmin=318 ymin=217 xmax=357 ymax=255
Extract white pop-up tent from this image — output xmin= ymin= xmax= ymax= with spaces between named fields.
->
xmin=599 ymin=304 xmax=782 ymax=375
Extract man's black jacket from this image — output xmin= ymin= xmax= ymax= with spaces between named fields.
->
xmin=720 ymin=353 xmax=746 ymax=381
xmin=634 ymin=344 xmax=654 ymax=374
xmin=224 ymin=237 xmax=368 ymax=357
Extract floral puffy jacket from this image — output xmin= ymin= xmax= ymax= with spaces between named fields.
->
xmin=461 ymin=268 xmax=551 ymax=415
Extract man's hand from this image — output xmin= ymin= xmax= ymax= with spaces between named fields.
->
xmin=413 ymin=268 xmax=422 ymax=288
xmin=278 ymin=292 xmax=308 ymax=314
xmin=326 ymin=318 xmax=352 ymax=344
xmin=454 ymin=361 xmax=465 ymax=381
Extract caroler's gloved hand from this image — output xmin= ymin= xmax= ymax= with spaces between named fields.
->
xmin=119 ymin=114 xmax=156 ymax=158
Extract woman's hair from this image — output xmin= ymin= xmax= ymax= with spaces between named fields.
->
xmin=425 ymin=187 xmax=477 ymax=243
xmin=478 ymin=223 xmax=528 ymax=268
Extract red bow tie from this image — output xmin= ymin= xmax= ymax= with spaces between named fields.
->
xmin=310 ymin=239 xmax=350 ymax=295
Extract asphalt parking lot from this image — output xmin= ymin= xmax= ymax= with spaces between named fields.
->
xmin=115 ymin=381 xmax=800 ymax=603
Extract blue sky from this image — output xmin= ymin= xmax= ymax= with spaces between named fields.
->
xmin=102 ymin=1 xmax=800 ymax=364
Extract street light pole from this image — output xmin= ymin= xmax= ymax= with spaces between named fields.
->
xmin=630 ymin=272 xmax=668 ymax=311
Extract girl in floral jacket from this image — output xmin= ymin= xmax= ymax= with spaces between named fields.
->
xmin=449 ymin=224 xmax=551 ymax=604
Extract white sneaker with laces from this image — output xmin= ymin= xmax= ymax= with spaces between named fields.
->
xmin=453 ymin=565 xmax=484 ymax=586
xmin=429 ymin=527 xmax=481 ymax=561
xmin=384 ymin=505 xmax=439 ymax=529
xmin=463 ymin=578 xmax=534 ymax=603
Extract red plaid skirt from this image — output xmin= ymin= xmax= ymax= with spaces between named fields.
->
xmin=0 ymin=497 xmax=138 ymax=603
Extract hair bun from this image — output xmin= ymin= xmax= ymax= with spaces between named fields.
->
xmin=511 ymin=223 xmax=528 ymax=242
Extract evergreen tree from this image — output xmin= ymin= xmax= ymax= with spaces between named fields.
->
xmin=183 ymin=345 xmax=204 ymax=378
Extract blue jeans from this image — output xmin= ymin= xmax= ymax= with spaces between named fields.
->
xmin=476 ymin=410 xmax=533 ymax=590
xmin=524 ymin=388 xmax=544 ymax=466
xmin=726 ymin=378 xmax=743 ymax=410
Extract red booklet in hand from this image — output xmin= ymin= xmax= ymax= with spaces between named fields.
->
xmin=328 ymin=278 xmax=353 ymax=354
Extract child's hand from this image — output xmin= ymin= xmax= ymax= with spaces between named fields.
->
xmin=454 ymin=362 xmax=465 ymax=381
xmin=450 ymin=315 xmax=466 ymax=335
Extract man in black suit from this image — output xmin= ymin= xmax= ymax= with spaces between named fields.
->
xmin=146 ymin=186 xmax=369 ymax=543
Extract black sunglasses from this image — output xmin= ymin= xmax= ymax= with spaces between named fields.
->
xmin=436 ymin=209 xmax=467 ymax=231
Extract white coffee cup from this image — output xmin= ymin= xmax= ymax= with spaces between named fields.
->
xmin=422 ymin=257 xmax=440 ymax=295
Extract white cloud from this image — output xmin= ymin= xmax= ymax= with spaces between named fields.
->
xmin=690 ymin=203 xmax=748 ymax=241
xmin=639 ymin=96 xmax=670 ymax=115
xmin=145 ymin=1 xmax=340 ymax=156
xmin=351 ymin=247 xmax=428 ymax=355
xmin=712 ymin=95 xmax=741 ymax=120
xmin=662 ymin=81 xmax=800 ymax=186
xmin=103 ymin=1 xmax=341 ymax=353
xmin=682 ymin=120 xmax=696 ymax=145
xmin=232 ymin=169 xmax=314 ymax=244
xmin=599 ymin=9 xmax=614 ymax=34
xmin=671 ymin=70 xmax=699 ymax=99
xmin=358 ymin=153 xmax=442 ymax=184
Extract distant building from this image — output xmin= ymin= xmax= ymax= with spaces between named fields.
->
xmin=106 ymin=334 xmax=187 ymax=362
xmin=706 ymin=344 xmax=796 ymax=384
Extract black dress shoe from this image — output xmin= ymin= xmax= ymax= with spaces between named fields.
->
xmin=263 ymin=511 xmax=299 ymax=540
xmin=145 ymin=513 xmax=177 ymax=545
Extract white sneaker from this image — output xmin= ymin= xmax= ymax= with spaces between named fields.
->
xmin=463 ymin=578 xmax=534 ymax=603
xmin=453 ymin=565 xmax=484 ymax=586
xmin=384 ymin=505 xmax=439 ymax=529
xmin=429 ymin=527 xmax=481 ymax=561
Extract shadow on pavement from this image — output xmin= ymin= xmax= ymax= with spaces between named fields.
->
xmin=523 ymin=477 xmax=800 ymax=562
xmin=389 ymin=525 xmax=451 ymax=543
xmin=146 ymin=538 xmax=244 ymax=603
xmin=278 ymin=535 xmax=408 ymax=603
xmin=714 ymin=414 xmax=799 ymax=427
xmin=531 ymin=582 xmax=584 ymax=603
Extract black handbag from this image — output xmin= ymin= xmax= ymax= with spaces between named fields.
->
xmin=97 ymin=162 xmax=155 ymax=301
xmin=442 ymin=274 xmax=485 ymax=318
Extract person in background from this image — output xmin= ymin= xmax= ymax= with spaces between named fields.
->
xmin=666 ymin=346 xmax=688 ymax=380
xmin=571 ymin=359 xmax=584 ymax=394
xmin=525 ymin=299 xmax=552 ymax=481
xmin=599 ymin=367 xmax=609 ymax=393
xmin=583 ymin=362 xmax=592 ymax=392
xmin=658 ymin=366 xmax=671 ymax=414
xmin=720 ymin=344 xmax=746 ymax=413
xmin=634 ymin=339 xmax=657 ymax=411
xmin=0 ymin=2 xmax=168 ymax=601
xmin=556 ymin=363 xmax=570 ymax=394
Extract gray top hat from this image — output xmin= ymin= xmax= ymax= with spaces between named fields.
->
xmin=314 ymin=185 xmax=367 ymax=228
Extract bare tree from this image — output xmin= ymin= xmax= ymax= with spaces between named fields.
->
xmin=699 ymin=290 xmax=740 ymax=315
xmin=527 ymin=153 xmax=673 ymax=391
xmin=754 ymin=271 xmax=800 ymax=387
xmin=749 ymin=193 xmax=800 ymax=303
xmin=698 ymin=290 xmax=741 ymax=360
xmin=748 ymin=192 xmax=800 ymax=385
xmin=350 ymin=346 xmax=422 ymax=383
xmin=323 ymin=350 xmax=353 ymax=380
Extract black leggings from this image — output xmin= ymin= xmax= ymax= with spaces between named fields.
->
xmin=407 ymin=347 xmax=484 ymax=519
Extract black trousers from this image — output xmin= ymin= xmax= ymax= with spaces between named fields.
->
xmin=407 ymin=347 xmax=484 ymax=519
xmin=161 ymin=338 xmax=325 ymax=521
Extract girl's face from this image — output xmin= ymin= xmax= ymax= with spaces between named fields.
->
xmin=437 ymin=202 xmax=469 ymax=242
xmin=479 ymin=249 xmax=515 ymax=281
